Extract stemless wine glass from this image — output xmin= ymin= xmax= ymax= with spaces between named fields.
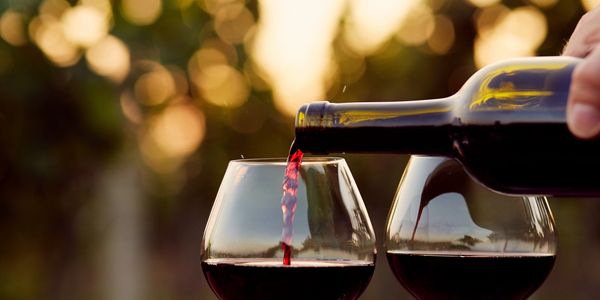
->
xmin=201 ymin=158 xmax=376 ymax=300
xmin=386 ymin=156 xmax=557 ymax=300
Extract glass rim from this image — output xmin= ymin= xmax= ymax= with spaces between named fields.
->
xmin=229 ymin=156 xmax=345 ymax=165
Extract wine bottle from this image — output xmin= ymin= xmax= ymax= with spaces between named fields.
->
xmin=294 ymin=56 xmax=600 ymax=196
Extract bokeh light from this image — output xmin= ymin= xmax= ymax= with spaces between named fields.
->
xmin=141 ymin=102 xmax=206 ymax=173
xmin=81 ymin=0 xmax=113 ymax=17
xmin=61 ymin=4 xmax=110 ymax=47
xmin=0 ymin=10 xmax=28 ymax=46
xmin=581 ymin=0 xmax=600 ymax=11
xmin=467 ymin=0 xmax=501 ymax=8
xmin=474 ymin=6 xmax=547 ymax=68
xmin=39 ymin=0 xmax=70 ymax=18
xmin=149 ymin=103 xmax=205 ymax=157
xmin=396 ymin=3 xmax=435 ymax=46
xmin=190 ymin=63 xmax=249 ymax=108
xmin=197 ymin=38 xmax=239 ymax=65
xmin=427 ymin=15 xmax=455 ymax=55
xmin=187 ymin=40 xmax=247 ymax=108
xmin=344 ymin=0 xmax=418 ymax=55
xmin=189 ymin=48 xmax=227 ymax=71
xmin=474 ymin=4 xmax=510 ymax=36
xmin=134 ymin=67 xmax=176 ymax=106
xmin=199 ymin=0 xmax=243 ymax=15
xmin=86 ymin=35 xmax=130 ymax=83
xmin=252 ymin=0 xmax=345 ymax=116
xmin=121 ymin=0 xmax=162 ymax=26
xmin=29 ymin=15 xmax=80 ymax=66
xmin=243 ymin=60 xmax=271 ymax=91
xmin=213 ymin=2 xmax=255 ymax=44
xmin=529 ymin=0 xmax=559 ymax=8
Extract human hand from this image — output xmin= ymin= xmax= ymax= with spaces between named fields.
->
xmin=563 ymin=5 xmax=600 ymax=139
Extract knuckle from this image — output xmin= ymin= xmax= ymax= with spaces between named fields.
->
xmin=572 ymin=63 xmax=600 ymax=86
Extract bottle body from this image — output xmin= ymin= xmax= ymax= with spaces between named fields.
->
xmin=294 ymin=56 xmax=600 ymax=196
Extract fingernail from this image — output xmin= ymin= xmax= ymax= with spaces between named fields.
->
xmin=569 ymin=103 xmax=600 ymax=139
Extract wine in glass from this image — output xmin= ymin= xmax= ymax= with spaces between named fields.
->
xmin=201 ymin=158 xmax=376 ymax=300
xmin=386 ymin=156 xmax=557 ymax=299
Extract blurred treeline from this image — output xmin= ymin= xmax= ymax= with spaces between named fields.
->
xmin=0 ymin=0 xmax=598 ymax=299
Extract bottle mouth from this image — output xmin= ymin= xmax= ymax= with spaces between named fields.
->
xmin=295 ymin=101 xmax=329 ymax=128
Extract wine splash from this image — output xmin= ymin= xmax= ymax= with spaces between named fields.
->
xmin=281 ymin=143 xmax=304 ymax=265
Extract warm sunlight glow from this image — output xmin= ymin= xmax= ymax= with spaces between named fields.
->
xmin=81 ymin=0 xmax=113 ymax=17
xmin=188 ymin=43 xmax=247 ymax=108
xmin=121 ymin=0 xmax=162 ymax=26
xmin=40 ymin=0 xmax=70 ymax=18
xmin=134 ymin=68 xmax=176 ymax=106
xmin=529 ymin=0 xmax=559 ymax=8
xmin=149 ymin=103 xmax=205 ymax=157
xmin=474 ymin=4 xmax=510 ymax=36
xmin=243 ymin=60 xmax=270 ymax=91
xmin=252 ymin=0 xmax=345 ymax=116
xmin=344 ymin=0 xmax=418 ymax=55
xmin=86 ymin=35 xmax=130 ymax=83
xmin=61 ymin=5 xmax=110 ymax=47
xmin=191 ymin=64 xmax=249 ymax=108
xmin=581 ymin=0 xmax=600 ymax=11
xmin=474 ymin=6 xmax=547 ymax=68
xmin=30 ymin=16 xmax=80 ymax=67
xmin=272 ymin=78 xmax=325 ymax=116
xmin=188 ymin=47 xmax=229 ymax=72
xmin=141 ymin=102 xmax=206 ymax=172
xmin=214 ymin=3 xmax=255 ymax=45
xmin=0 ymin=10 xmax=27 ymax=46
xmin=396 ymin=3 xmax=435 ymax=46
xmin=467 ymin=0 xmax=500 ymax=8
xmin=427 ymin=15 xmax=455 ymax=55
xmin=200 ymin=0 xmax=244 ymax=15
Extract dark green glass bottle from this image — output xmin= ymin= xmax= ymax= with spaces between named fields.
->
xmin=294 ymin=56 xmax=600 ymax=196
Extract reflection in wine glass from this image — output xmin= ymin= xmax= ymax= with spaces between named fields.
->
xmin=201 ymin=158 xmax=376 ymax=300
xmin=386 ymin=156 xmax=557 ymax=300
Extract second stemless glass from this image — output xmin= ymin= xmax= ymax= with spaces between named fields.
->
xmin=386 ymin=156 xmax=557 ymax=300
xmin=201 ymin=158 xmax=376 ymax=300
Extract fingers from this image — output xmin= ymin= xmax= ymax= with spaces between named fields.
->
xmin=563 ymin=6 xmax=600 ymax=138
xmin=567 ymin=45 xmax=600 ymax=139
xmin=563 ymin=14 xmax=590 ymax=57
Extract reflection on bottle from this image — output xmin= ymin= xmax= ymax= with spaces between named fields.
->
xmin=295 ymin=56 xmax=600 ymax=196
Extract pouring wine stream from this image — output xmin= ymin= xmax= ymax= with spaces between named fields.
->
xmin=280 ymin=143 xmax=304 ymax=265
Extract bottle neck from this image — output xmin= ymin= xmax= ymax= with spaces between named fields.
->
xmin=294 ymin=98 xmax=455 ymax=155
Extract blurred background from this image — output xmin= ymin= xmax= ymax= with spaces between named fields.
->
xmin=0 ymin=0 xmax=599 ymax=299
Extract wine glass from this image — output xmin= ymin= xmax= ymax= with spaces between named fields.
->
xmin=386 ymin=156 xmax=557 ymax=300
xmin=201 ymin=158 xmax=376 ymax=300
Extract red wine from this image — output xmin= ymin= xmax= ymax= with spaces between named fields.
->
xmin=280 ymin=147 xmax=304 ymax=265
xmin=202 ymin=258 xmax=375 ymax=300
xmin=386 ymin=251 xmax=555 ymax=300
xmin=294 ymin=56 xmax=600 ymax=196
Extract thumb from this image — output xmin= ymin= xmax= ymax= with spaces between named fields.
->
xmin=567 ymin=46 xmax=600 ymax=139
